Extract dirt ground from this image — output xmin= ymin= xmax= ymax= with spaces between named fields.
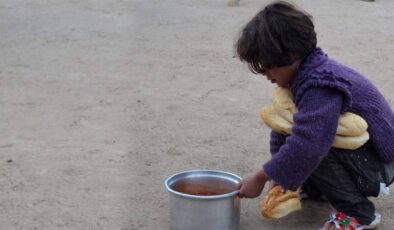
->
xmin=1 ymin=0 xmax=394 ymax=229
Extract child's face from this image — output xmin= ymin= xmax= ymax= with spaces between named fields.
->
xmin=261 ymin=60 xmax=301 ymax=88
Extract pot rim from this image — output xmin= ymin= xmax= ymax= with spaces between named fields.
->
xmin=164 ymin=169 xmax=241 ymax=200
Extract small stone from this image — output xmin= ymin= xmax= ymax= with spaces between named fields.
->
xmin=7 ymin=159 xmax=12 ymax=163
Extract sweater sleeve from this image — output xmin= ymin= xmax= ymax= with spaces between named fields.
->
xmin=263 ymin=87 xmax=343 ymax=191
xmin=270 ymin=131 xmax=285 ymax=155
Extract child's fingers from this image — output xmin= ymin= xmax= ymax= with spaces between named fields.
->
xmin=237 ymin=181 xmax=244 ymax=198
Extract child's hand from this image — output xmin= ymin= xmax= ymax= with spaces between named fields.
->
xmin=237 ymin=169 xmax=270 ymax=198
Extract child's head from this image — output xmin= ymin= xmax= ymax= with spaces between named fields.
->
xmin=236 ymin=1 xmax=317 ymax=86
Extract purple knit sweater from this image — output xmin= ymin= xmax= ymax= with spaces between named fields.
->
xmin=263 ymin=48 xmax=394 ymax=191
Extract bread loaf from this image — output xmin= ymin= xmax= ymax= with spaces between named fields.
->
xmin=260 ymin=106 xmax=292 ymax=135
xmin=260 ymin=87 xmax=369 ymax=149
xmin=337 ymin=112 xmax=368 ymax=137
xmin=270 ymin=88 xmax=368 ymax=137
xmin=261 ymin=185 xmax=301 ymax=219
xmin=332 ymin=132 xmax=370 ymax=150
xmin=272 ymin=87 xmax=297 ymax=123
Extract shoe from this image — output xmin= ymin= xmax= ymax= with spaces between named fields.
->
xmin=319 ymin=212 xmax=381 ymax=230
xmin=361 ymin=213 xmax=381 ymax=229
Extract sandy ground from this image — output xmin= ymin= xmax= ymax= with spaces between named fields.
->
xmin=1 ymin=0 xmax=394 ymax=229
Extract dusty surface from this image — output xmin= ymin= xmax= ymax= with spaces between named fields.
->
xmin=1 ymin=0 xmax=394 ymax=229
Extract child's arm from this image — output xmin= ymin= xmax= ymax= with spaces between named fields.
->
xmin=263 ymin=87 xmax=343 ymax=191
xmin=270 ymin=131 xmax=285 ymax=155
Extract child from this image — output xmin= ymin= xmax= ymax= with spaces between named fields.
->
xmin=235 ymin=1 xmax=394 ymax=229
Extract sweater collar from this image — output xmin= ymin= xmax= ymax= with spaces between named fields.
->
xmin=290 ymin=47 xmax=328 ymax=88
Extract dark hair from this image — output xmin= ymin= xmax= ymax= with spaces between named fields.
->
xmin=236 ymin=1 xmax=317 ymax=74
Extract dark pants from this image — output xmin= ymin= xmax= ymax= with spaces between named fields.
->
xmin=276 ymin=135 xmax=394 ymax=225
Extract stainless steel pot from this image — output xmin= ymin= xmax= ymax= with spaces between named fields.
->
xmin=165 ymin=170 xmax=241 ymax=230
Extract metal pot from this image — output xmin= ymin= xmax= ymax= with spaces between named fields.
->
xmin=165 ymin=170 xmax=241 ymax=230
